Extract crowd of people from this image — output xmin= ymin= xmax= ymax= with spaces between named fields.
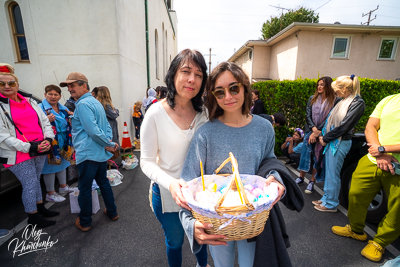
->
xmin=1 ymin=45 xmax=399 ymax=266
xmin=0 ymin=64 xmax=119 ymax=230
xmin=139 ymin=49 xmax=399 ymax=266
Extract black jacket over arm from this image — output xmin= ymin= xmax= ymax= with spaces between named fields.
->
xmin=322 ymin=95 xmax=365 ymax=143
xmin=251 ymin=157 xmax=304 ymax=267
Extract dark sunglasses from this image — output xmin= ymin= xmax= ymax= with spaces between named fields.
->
xmin=0 ymin=81 xmax=17 ymax=87
xmin=212 ymin=83 xmax=242 ymax=100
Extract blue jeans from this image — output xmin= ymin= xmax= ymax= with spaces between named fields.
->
xmin=77 ymin=160 xmax=117 ymax=227
xmin=298 ymin=132 xmax=315 ymax=173
xmin=152 ymin=183 xmax=208 ymax=267
xmin=320 ymin=140 xmax=351 ymax=209
xmin=209 ymin=240 xmax=256 ymax=267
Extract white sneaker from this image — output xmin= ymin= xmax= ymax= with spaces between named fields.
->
xmin=59 ymin=185 xmax=76 ymax=194
xmin=46 ymin=192 xmax=66 ymax=203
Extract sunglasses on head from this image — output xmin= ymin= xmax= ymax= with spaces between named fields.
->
xmin=0 ymin=81 xmax=17 ymax=88
xmin=212 ymin=83 xmax=241 ymax=100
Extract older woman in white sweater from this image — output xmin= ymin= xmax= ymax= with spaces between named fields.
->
xmin=140 ymin=49 xmax=209 ymax=267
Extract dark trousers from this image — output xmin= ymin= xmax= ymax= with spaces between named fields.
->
xmin=281 ymin=147 xmax=301 ymax=164
xmin=77 ymin=160 xmax=117 ymax=227
xmin=133 ymin=117 xmax=141 ymax=139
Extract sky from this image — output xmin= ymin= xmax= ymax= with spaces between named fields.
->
xmin=173 ymin=0 xmax=400 ymax=71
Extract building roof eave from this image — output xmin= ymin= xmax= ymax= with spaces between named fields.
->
xmin=227 ymin=40 xmax=268 ymax=62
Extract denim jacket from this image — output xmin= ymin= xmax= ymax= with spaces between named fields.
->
xmin=71 ymin=92 xmax=114 ymax=164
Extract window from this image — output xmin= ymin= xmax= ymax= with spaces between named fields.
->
xmin=331 ymin=35 xmax=352 ymax=59
xmin=155 ymin=30 xmax=159 ymax=79
xmin=8 ymin=2 xmax=29 ymax=61
xmin=165 ymin=30 xmax=168 ymax=74
xmin=162 ymin=23 xmax=165 ymax=77
xmin=378 ymin=37 xmax=398 ymax=60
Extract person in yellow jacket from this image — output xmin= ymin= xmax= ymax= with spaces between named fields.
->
xmin=332 ymin=93 xmax=400 ymax=262
xmin=132 ymin=101 xmax=143 ymax=140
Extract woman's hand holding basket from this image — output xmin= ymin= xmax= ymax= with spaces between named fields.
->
xmin=264 ymin=175 xmax=285 ymax=207
xmin=170 ymin=179 xmax=190 ymax=210
xmin=194 ymin=221 xmax=227 ymax=246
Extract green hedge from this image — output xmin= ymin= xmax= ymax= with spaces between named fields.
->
xmin=251 ymin=78 xmax=400 ymax=156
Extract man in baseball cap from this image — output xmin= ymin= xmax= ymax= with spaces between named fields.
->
xmin=60 ymin=72 xmax=88 ymax=86
xmin=60 ymin=72 xmax=119 ymax=231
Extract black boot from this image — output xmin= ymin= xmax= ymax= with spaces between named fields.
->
xmin=27 ymin=213 xmax=56 ymax=228
xmin=37 ymin=203 xmax=60 ymax=217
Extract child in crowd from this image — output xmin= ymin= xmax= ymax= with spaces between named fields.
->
xmin=281 ymin=128 xmax=304 ymax=165
xmin=132 ymin=101 xmax=143 ymax=140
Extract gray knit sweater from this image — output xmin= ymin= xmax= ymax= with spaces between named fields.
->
xmin=180 ymin=115 xmax=284 ymax=254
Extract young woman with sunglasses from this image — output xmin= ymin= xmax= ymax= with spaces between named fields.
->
xmin=0 ymin=63 xmax=58 ymax=228
xmin=179 ymin=62 xmax=286 ymax=267
xmin=140 ymin=50 xmax=209 ymax=267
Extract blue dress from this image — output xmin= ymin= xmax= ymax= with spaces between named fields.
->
xmin=39 ymin=99 xmax=71 ymax=174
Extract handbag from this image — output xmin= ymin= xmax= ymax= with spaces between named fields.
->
xmin=0 ymin=103 xmax=50 ymax=157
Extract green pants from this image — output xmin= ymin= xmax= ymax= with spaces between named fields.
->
xmin=348 ymin=155 xmax=400 ymax=247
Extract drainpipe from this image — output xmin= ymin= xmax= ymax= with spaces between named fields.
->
xmin=145 ymin=0 xmax=150 ymax=87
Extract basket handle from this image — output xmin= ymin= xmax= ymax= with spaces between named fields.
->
xmin=214 ymin=152 xmax=254 ymax=214
xmin=107 ymin=160 xmax=118 ymax=170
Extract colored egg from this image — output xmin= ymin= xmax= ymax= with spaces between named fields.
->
xmin=208 ymin=182 xmax=217 ymax=192
xmin=244 ymin=184 xmax=254 ymax=191
xmin=245 ymin=192 xmax=256 ymax=202
xmin=252 ymin=188 xmax=263 ymax=198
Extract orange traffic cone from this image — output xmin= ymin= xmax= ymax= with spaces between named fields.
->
xmin=121 ymin=122 xmax=133 ymax=149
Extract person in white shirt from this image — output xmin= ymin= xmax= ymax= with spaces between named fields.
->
xmin=140 ymin=49 xmax=209 ymax=267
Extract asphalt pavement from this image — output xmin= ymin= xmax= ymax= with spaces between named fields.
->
xmin=0 ymin=152 xmax=398 ymax=267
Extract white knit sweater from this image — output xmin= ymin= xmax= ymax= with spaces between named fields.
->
xmin=140 ymin=101 xmax=208 ymax=212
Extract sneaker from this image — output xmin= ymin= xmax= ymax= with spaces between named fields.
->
xmin=305 ymin=181 xmax=314 ymax=194
xmin=312 ymin=200 xmax=322 ymax=206
xmin=46 ymin=192 xmax=66 ymax=203
xmin=331 ymin=224 xmax=367 ymax=241
xmin=361 ymin=240 xmax=385 ymax=262
xmin=285 ymin=160 xmax=295 ymax=165
xmin=59 ymin=185 xmax=76 ymax=194
xmin=295 ymin=177 xmax=304 ymax=185
xmin=0 ymin=229 xmax=12 ymax=239
xmin=314 ymin=204 xmax=337 ymax=212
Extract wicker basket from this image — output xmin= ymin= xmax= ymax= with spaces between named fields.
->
xmin=184 ymin=152 xmax=275 ymax=241
xmin=192 ymin=208 xmax=270 ymax=241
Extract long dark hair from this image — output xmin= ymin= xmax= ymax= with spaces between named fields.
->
xmin=205 ymin=62 xmax=252 ymax=121
xmin=164 ymin=49 xmax=208 ymax=112
xmin=310 ymin=76 xmax=335 ymax=108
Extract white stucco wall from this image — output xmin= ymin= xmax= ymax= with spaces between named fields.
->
xmin=252 ymin=46 xmax=271 ymax=80
xmin=296 ymin=30 xmax=400 ymax=80
xmin=269 ymin=35 xmax=299 ymax=80
xmin=147 ymin=0 xmax=177 ymax=87
xmin=234 ymin=50 xmax=253 ymax=81
xmin=0 ymin=0 xmax=177 ymax=141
